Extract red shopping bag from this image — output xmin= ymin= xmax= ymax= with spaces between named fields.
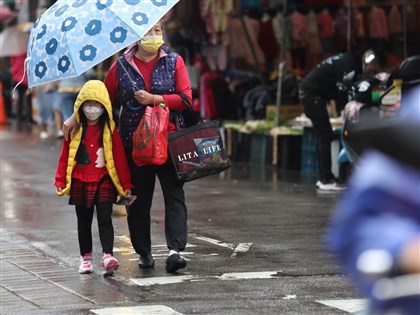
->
xmin=132 ymin=104 xmax=169 ymax=166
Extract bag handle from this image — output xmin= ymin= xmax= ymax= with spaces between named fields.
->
xmin=179 ymin=92 xmax=192 ymax=109
xmin=177 ymin=92 xmax=202 ymax=130
xmin=179 ymin=92 xmax=201 ymax=121
xmin=117 ymin=58 xmax=139 ymax=91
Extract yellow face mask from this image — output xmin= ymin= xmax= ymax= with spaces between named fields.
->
xmin=138 ymin=35 xmax=164 ymax=53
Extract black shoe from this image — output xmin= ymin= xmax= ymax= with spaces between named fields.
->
xmin=165 ymin=253 xmax=186 ymax=273
xmin=138 ymin=253 xmax=155 ymax=268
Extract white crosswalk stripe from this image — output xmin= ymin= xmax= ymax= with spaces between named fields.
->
xmin=317 ymin=299 xmax=367 ymax=313
xmin=91 ymin=305 xmax=184 ymax=315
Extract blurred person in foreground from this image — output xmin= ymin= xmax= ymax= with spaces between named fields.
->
xmin=63 ymin=21 xmax=192 ymax=273
xmin=325 ymin=56 xmax=420 ymax=315
xmin=299 ymin=49 xmax=387 ymax=191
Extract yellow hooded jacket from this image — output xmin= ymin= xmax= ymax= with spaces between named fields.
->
xmin=57 ymin=80 xmax=126 ymax=197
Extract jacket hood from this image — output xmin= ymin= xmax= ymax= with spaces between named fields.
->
xmin=73 ymin=80 xmax=113 ymax=123
xmin=59 ymin=80 xmax=125 ymax=197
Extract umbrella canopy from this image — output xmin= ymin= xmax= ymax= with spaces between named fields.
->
xmin=26 ymin=0 xmax=179 ymax=88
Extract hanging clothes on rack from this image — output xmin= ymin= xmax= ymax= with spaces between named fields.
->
xmin=272 ymin=7 xmax=293 ymax=74
xmin=201 ymin=0 xmax=234 ymax=71
xmin=306 ymin=9 xmax=322 ymax=70
xmin=199 ymin=71 xmax=234 ymax=120
xmin=258 ymin=11 xmax=279 ymax=72
xmin=290 ymin=8 xmax=309 ymax=72
xmin=333 ymin=6 xmax=348 ymax=53
xmin=368 ymin=5 xmax=389 ymax=52
xmin=317 ymin=8 xmax=334 ymax=58
xmin=239 ymin=0 xmax=263 ymax=9
xmin=388 ymin=4 xmax=403 ymax=57
xmin=229 ymin=13 xmax=266 ymax=72
xmin=353 ymin=7 xmax=366 ymax=52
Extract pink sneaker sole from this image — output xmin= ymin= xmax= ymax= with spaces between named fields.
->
xmin=102 ymin=259 xmax=119 ymax=277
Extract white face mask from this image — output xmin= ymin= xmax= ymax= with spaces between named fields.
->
xmin=82 ymin=105 xmax=104 ymax=121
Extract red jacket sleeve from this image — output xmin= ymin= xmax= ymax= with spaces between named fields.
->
xmin=112 ymin=128 xmax=134 ymax=190
xmin=104 ymin=61 xmax=119 ymax=103
xmin=162 ymin=54 xmax=193 ymax=110
xmin=54 ymin=139 xmax=70 ymax=188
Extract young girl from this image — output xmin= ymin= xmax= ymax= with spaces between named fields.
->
xmin=55 ymin=80 xmax=133 ymax=276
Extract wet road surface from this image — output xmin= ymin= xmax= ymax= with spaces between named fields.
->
xmin=0 ymin=123 xmax=364 ymax=314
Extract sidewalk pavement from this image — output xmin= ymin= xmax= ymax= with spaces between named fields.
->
xmin=0 ymin=123 xmax=360 ymax=315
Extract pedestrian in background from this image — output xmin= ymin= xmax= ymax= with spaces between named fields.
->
xmin=63 ymin=20 xmax=193 ymax=273
xmin=299 ymin=49 xmax=386 ymax=191
xmin=33 ymin=82 xmax=58 ymax=139
xmin=55 ymin=80 xmax=133 ymax=276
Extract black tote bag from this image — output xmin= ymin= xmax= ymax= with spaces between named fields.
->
xmin=168 ymin=95 xmax=231 ymax=182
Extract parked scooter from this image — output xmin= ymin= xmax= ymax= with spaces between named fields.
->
xmin=349 ymin=55 xmax=420 ymax=171
xmin=335 ymin=53 xmax=419 ymax=181
xmin=337 ymin=72 xmax=393 ymax=181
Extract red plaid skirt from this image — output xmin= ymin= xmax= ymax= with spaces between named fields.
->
xmin=69 ymin=175 xmax=117 ymax=208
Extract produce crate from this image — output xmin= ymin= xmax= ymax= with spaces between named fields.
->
xmin=276 ymin=135 xmax=302 ymax=170
xmin=227 ymin=130 xmax=251 ymax=163
xmin=300 ymin=128 xmax=318 ymax=173
xmin=301 ymin=149 xmax=319 ymax=173
xmin=249 ymin=133 xmax=272 ymax=166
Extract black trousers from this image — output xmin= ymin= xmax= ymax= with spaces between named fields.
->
xmin=14 ymin=83 xmax=32 ymax=123
xmin=75 ymin=202 xmax=114 ymax=256
xmin=300 ymin=92 xmax=336 ymax=182
xmin=125 ymin=148 xmax=187 ymax=255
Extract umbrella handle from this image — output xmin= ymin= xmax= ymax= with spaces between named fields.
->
xmin=13 ymin=56 xmax=31 ymax=96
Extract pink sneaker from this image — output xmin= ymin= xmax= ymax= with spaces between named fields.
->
xmin=101 ymin=253 xmax=119 ymax=277
xmin=79 ymin=253 xmax=93 ymax=274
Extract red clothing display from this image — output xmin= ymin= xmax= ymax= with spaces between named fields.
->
xmin=55 ymin=124 xmax=132 ymax=190
xmin=290 ymin=10 xmax=309 ymax=48
xmin=258 ymin=14 xmax=279 ymax=60
xmin=388 ymin=5 xmax=402 ymax=35
xmin=317 ymin=9 xmax=334 ymax=39
xmin=369 ymin=6 xmax=389 ymax=40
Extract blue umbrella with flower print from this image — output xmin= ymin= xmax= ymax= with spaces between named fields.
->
xmin=26 ymin=0 xmax=179 ymax=88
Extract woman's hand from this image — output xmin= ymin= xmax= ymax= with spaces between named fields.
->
xmin=134 ymin=90 xmax=153 ymax=105
xmin=63 ymin=114 xmax=79 ymax=141
xmin=134 ymin=90 xmax=164 ymax=106
xmin=125 ymin=189 xmax=132 ymax=197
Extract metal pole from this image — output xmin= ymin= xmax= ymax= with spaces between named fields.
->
xmin=239 ymin=14 xmax=271 ymax=100
xmin=403 ymin=0 xmax=408 ymax=59
xmin=347 ymin=0 xmax=352 ymax=52
xmin=275 ymin=0 xmax=288 ymax=127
